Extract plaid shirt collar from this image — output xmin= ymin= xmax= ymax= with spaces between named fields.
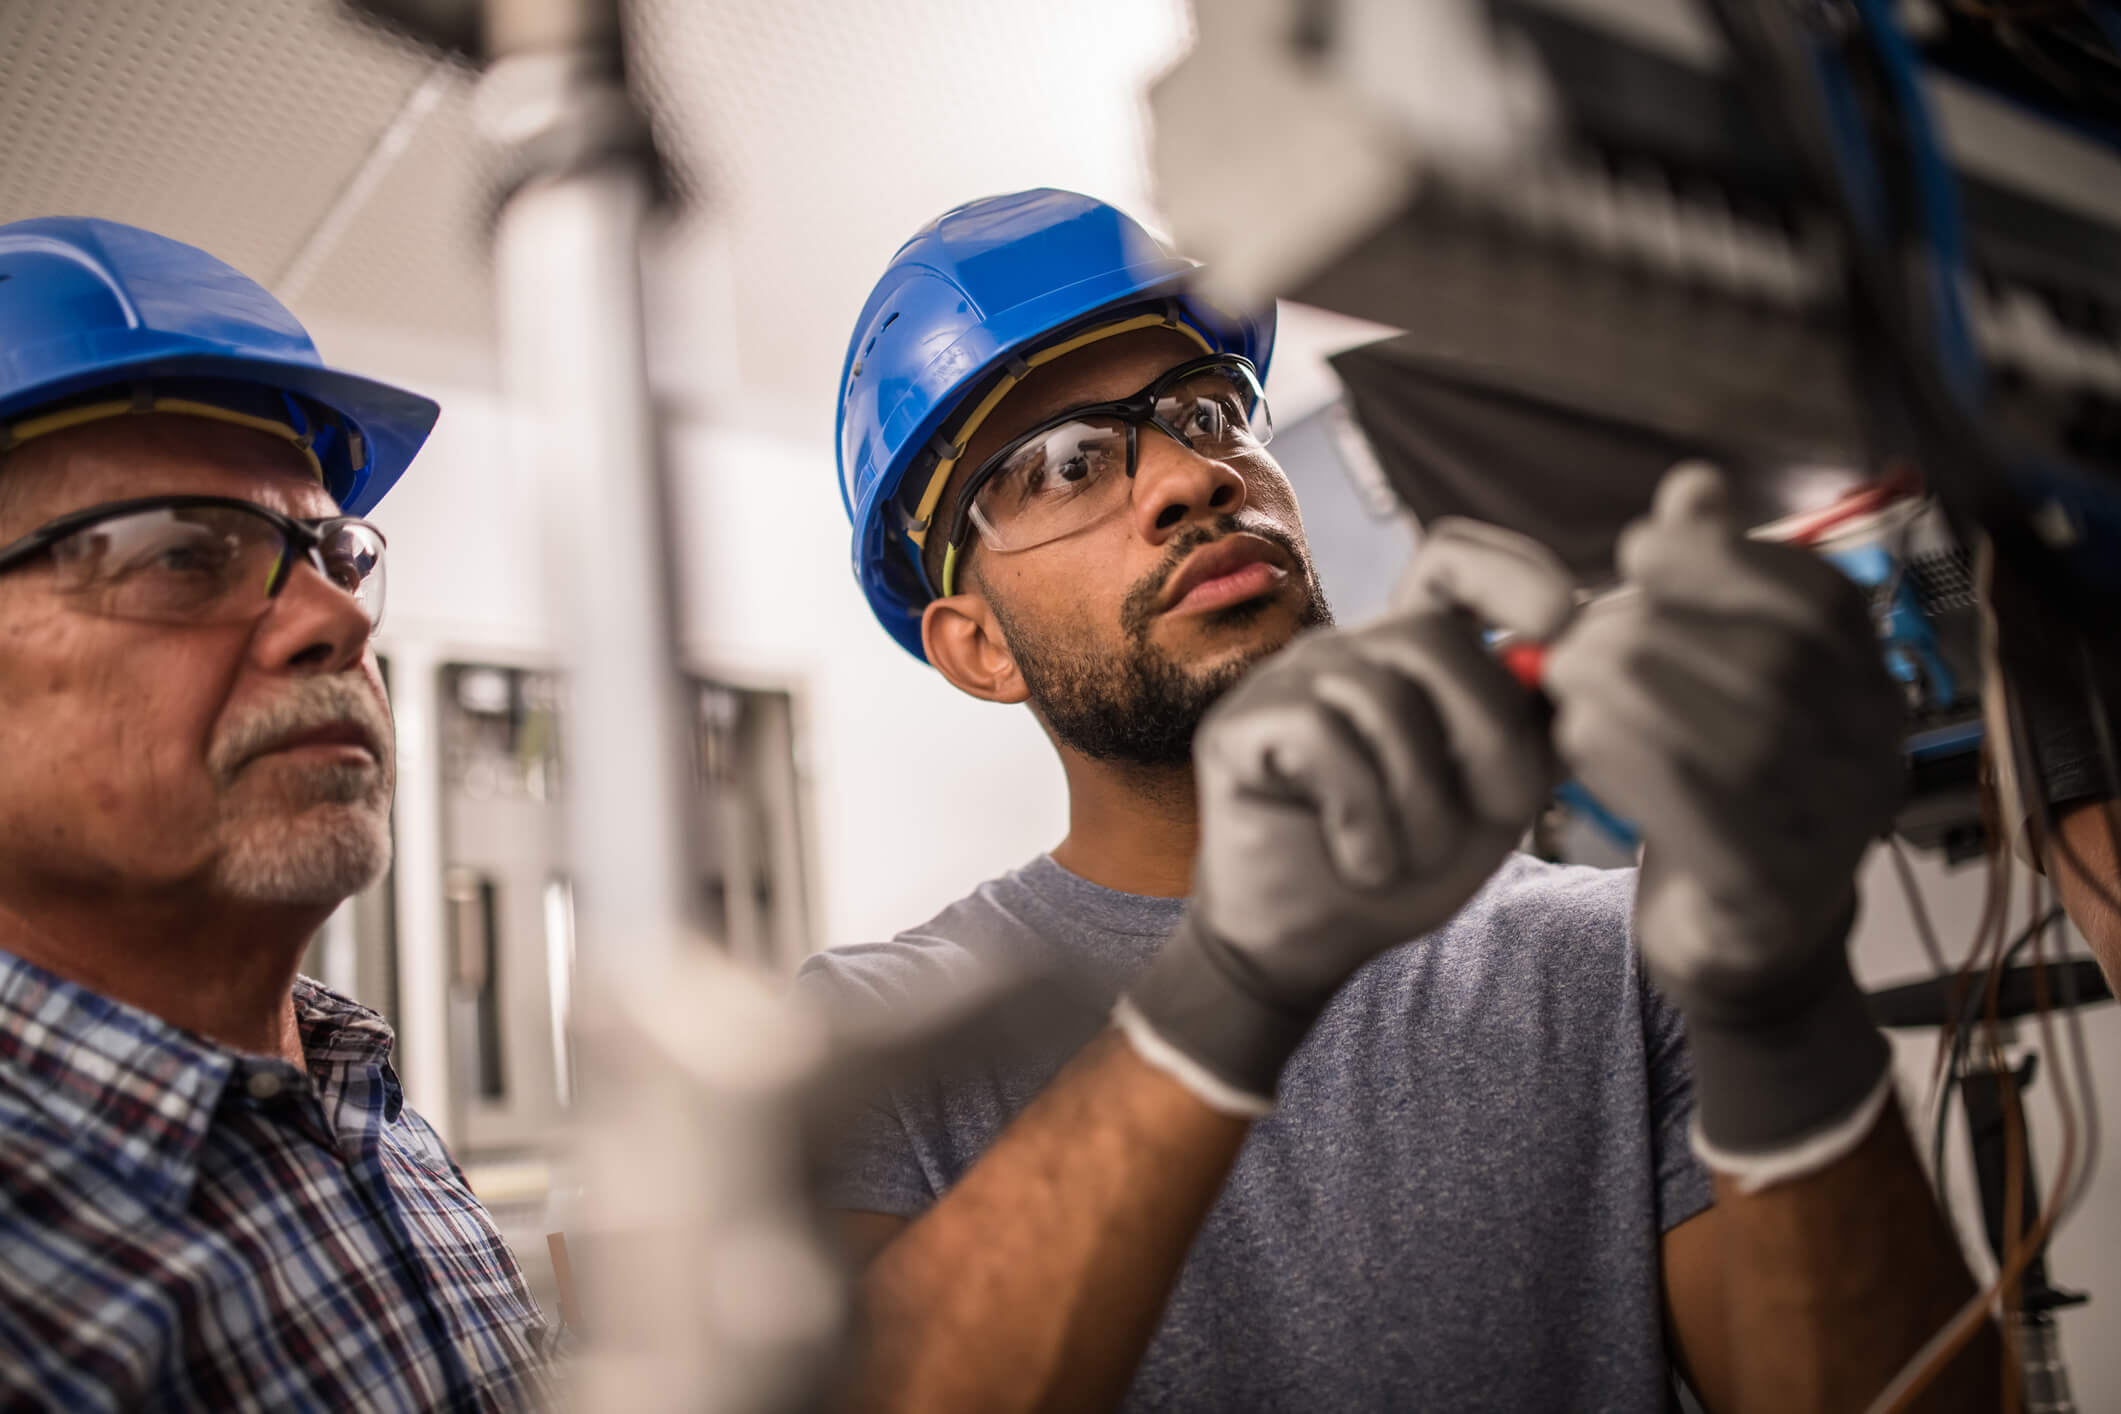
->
xmin=0 ymin=947 xmax=402 ymax=1216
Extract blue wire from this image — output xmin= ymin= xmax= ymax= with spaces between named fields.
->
xmin=1811 ymin=49 xmax=1891 ymax=240
xmin=1850 ymin=0 xmax=1987 ymax=409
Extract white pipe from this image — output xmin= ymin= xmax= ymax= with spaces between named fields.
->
xmin=494 ymin=163 xmax=698 ymax=973
xmin=385 ymin=638 xmax=458 ymax=1139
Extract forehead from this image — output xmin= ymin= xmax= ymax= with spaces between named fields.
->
xmin=0 ymin=413 xmax=334 ymax=534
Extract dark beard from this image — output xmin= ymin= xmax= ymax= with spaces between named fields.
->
xmin=990 ymin=518 xmax=1334 ymax=767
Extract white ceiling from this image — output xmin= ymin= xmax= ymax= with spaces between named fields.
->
xmin=0 ymin=0 xmax=1223 ymax=426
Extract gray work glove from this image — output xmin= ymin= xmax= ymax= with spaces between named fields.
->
xmin=1543 ymin=464 xmax=1905 ymax=1187
xmin=1115 ymin=522 xmax=1575 ymax=1115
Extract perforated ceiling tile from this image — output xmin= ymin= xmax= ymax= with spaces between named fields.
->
xmin=279 ymin=72 xmax=499 ymax=359
xmin=0 ymin=0 xmax=448 ymax=290
xmin=1 ymin=0 xmax=1199 ymax=404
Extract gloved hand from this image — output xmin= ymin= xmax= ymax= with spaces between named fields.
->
xmin=1115 ymin=521 xmax=1575 ymax=1115
xmin=1542 ymin=464 xmax=1905 ymax=1187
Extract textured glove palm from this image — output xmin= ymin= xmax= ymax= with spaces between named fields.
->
xmin=1118 ymin=522 xmax=1575 ymax=1114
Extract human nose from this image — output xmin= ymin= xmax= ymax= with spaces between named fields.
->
xmin=1130 ymin=429 xmax=1249 ymax=546
xmin=248 ymin=555 xmax=373 ymax=675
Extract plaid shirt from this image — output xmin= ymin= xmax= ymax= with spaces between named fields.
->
xmin=0 ymin=949 xmax=554 ymax=1411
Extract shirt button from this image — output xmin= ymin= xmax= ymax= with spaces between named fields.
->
xmin=247 ymin=1072 xmax=284 ymax=1101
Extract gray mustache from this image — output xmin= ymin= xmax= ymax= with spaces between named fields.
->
xmin=209 ymin=677 xmax=394 ymax=783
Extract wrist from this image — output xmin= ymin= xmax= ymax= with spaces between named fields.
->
xmin=1677 ymin=944 xmax=1892 ymax=1186
xmin=1117 ymin=912 xmax=1319 ymax=1116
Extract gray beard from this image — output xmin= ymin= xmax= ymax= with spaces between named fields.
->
xmin=209 ymin=763 xmax=393 ymax=905
xmin=205 ymin=676 xmax=395 ymax=905
xmin=994 ymin=519 xmax=1333 ymax=767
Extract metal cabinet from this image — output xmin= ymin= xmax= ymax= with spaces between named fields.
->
xmin=690 ymin=678 xmax=812 ymax=976
xmin=427 ymin=663 xmax=815 ymax=1160
xmin=437 ymin=663 xmax=573 ymax=1157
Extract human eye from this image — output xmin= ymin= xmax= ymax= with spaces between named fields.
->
xmin=105 ymin=522 xmax=236 ymax=580
xmin=319 ymin=552 xmax=358 ymax=591
xmin=1180 ymin=395 xmax=1230 ymax=441
xmin=147 ymin=538 xmax=229 ymax=574
xmin=1003 ymin=425 xmax=1117 ymax=503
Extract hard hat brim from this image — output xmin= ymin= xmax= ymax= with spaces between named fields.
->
xmin=0 ymin=333 xmax=438 ymax=516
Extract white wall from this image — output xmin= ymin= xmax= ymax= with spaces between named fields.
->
xmin=662 ymin=419 xmax=1067 ymax=950
xmin=356 ymin=369 xmax=1070 ymax=977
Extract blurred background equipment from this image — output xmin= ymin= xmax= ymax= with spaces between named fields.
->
xmin=1156 ymin=2 xmax=2121 ymax=1408
xmin=8 ymin=0 xmax=2121 ymax=1408
xmin=440 ymin=0 xmax=841 ymax=1408
xmin=1158 ymin=0 xmax=2121 ymax=853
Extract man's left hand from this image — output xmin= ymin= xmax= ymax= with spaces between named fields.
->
xmin=1543 ymin=463 xmax=1905 ymax=1185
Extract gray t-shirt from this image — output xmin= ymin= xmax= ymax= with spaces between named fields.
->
xmin=797 ymin=852 xmax=1713 ymax=1412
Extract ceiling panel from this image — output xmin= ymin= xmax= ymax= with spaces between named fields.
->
xmin=1 ymin=0 xmax=1194 ymax=414
xmin=0 ymin=0 xmax=456 ymax=293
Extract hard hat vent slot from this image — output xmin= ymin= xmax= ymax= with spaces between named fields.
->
xmin=850 ymin=311 xmax=901 ymax=380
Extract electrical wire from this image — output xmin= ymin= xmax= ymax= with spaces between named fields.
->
xmin=1868 ymin=920 xmax=2085 ymax=1413
xmin=2052 ymin=881 xmax=2105 ymax=1220
xmin=2078 ymin=631 xmax=2121 ymax=914
xmin=1926 ymin=902 xmax=2058 ymax=1202
xmin=1851 ymin=0 xmax=1987 ymax=407
xmin=1888 ymin=836 xmax=1954 ymax=979
xmin=1869 ymin=554 xmax=2112 ymax=1411
xmin=1686 ymin=4 xmax=2108 ymax=1404
xmin=1993 ymin=868 xmax=2043 ymax=1414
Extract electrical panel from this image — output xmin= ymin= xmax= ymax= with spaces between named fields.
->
xmin=437 ymin=663 xmax=573 ymax=1158
xmin=691 ymin=678 xmax=813 ymax=976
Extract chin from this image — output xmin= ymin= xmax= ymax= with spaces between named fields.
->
xmin=1169 ymin=590 xmax=1308 ymax=658
xmin=211 ymin=804 xmax=393 ymax=907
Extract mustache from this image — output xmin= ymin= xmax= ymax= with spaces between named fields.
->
xmin=1118 ymin=516 xmax=1311 ymax=639
xmin=209 ymin=677 xmax=394 ymax=783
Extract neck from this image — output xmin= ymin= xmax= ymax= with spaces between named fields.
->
xmin=0 ymin=889 xmax=326 ymax=1066
xmin=1049 ymin=748 xmax=1199 ymax=898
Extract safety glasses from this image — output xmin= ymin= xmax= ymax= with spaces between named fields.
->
xmin=940 ymin=354 xmax=1273 ymax=593
xmin=0 ymin=495 xmax=388 ymax=632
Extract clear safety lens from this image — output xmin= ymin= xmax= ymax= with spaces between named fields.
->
xmin=318 ymin=520 xmax=388 ymax=631
xmin=1155 ymin=362 xmax=1274 ymax=454
xmin=47 ymin=505 xmax=386 ymax=631
xmin=969 ymin=417 xmax=1134 ymax=552
xmin=962 ymin=357 xmax=1276 ymax=558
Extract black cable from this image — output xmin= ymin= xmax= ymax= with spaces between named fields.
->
xmin=2079 ymin=633 xmax=2121 ymax=899
xmin=1931 ymin=906 xmax=2064 ymax=1199
xmin=1698 ymin=0 xmax=2019 ymax=562
xmin=2018 ymin=667 xmax=2121 ymax=919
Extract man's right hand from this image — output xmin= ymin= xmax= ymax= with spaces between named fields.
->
xmin=1116 ymin=521 xmax=1577 ymax=1114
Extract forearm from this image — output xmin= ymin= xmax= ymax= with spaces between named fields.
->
xmin=2054 ymin=801 xmax=2121 ymax=987
xmin=847 ymin=1031 xmax=1247 ymax=1414
xmin=1713 ymin=1104 xmax=1997 ymax=1413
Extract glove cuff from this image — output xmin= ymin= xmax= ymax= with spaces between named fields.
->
xmin=1117 ymin=912 xmax=1317 ymax=1116
xmin=1682 ymin=945 xmax=1893 ymax=1187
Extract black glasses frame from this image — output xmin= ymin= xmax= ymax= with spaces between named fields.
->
xmin=940 ymin=352 xmax=1268 ymax=567
xmin=0 ymin=493 xmax=387 ymax=607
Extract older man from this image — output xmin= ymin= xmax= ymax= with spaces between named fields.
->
xmin=0 ymin=218 xmax=549 ymax=1410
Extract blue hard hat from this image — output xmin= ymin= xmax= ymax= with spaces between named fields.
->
xmin=0 ymin=217 xmax=439 ymax=515
xmin=837 ymin=188 xmax=1276 ymax=661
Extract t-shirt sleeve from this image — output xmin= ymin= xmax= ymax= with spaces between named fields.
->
xmin=792 ymin=954 xmax=940 ymax=1219
xmin=1640 ymin=962 xmax=1716 ymax=1233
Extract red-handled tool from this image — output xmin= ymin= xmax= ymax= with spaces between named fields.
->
xmin=1496 ymin=639 xmax=1548 ymax=691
